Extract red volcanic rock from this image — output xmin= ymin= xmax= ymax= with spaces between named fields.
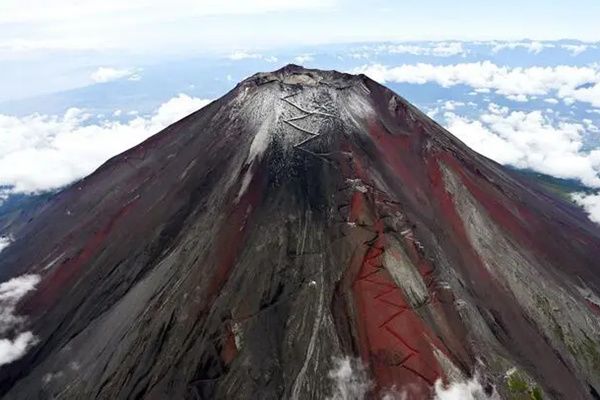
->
xmin=1 ymin=65 xmax=600 ymax=399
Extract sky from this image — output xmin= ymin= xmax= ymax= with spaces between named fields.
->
xmin=2 ymin=0 xmax=600 ymax=57
xmin=2 ymin=0 xmax=600 ymax=101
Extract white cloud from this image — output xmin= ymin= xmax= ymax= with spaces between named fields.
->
xmin=433 ymin=377 xmax=498 ymax=400
xmin=385 ymin=42 xmax=467 ymax=57
xmin=0 ymin=274 xmax=40 ymax=308
xmin=0 ymin=93 xmax=211 ymax=194
xmin=444 ymin=104 xmax=600 ymax=188
xmin=0 ymin=236 xmax=11 ymax=253
xmin=352 ymin=42 xmax=468 ymax=59
xmin=561 ymin=44 xmax=590 ymax=56
xmin=0 ymin=274 xmax=41 ymax=366
xmin=294 ymin=54 xmax=314 ymax=64
xmin=491 ymin=41 xmax=554 ymax=54
xmin=506 ymin=94 xmax=528 ymax=102
xmin=228 ymin=51 xmax=278 ymax=62
xmin=90 ymin=67 xmax=140 ymax=83
xmin=572 ymin=193 xmax=600 ymax=223
xmin=228 ymin=51 xmax=263 ymax=60
xmin=353 ymin=62 xmax=600 ymax=107
xmin=442 ymin=101 xmax=465 ymax=111
xmin=0 ymin=332 xmax=37 ymax=366
xmin=326 ymin=357 xmax=372 ymax=400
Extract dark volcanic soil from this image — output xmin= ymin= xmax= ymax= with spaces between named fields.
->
xmin=0 ymin=65 xmax=600 ymax=399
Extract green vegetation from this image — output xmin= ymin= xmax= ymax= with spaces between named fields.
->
xmin=570 ymin=336 xmax=600 ymax=373
xmin=506 ymin=370 xmax=544 ymax=400
xmin=511 ymin=168 xmax=596 ymax=202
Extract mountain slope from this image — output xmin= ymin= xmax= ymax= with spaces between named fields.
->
xmin=0 ymin=65 xmax=599 ymax=400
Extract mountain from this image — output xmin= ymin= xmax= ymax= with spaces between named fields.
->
xmin=1 ymin=65 xmax=600 ymax=400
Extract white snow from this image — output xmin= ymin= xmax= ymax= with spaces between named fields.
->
xmin=247 ymin=118 xmax=272 ymax=163
xmin=346 ymin=178 xmax=368 ymax=193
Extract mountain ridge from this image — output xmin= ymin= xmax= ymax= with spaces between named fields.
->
xmin=0 ymin=65 xmax=599 ymax=399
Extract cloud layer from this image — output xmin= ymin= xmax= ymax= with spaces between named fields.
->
xmin=0 ymin=274 xmax=41 ymax=366
xmin=90 ymin=67 xmax=140 ymax=83
xmin=443 ymin=103 xmax=600 ymax=187
xmin=354 ymin=62 xmax=600 ymax=107
xmin=0 ymin=94 xmax=211 ymax=194
xmin=327 ymin=357 xmax=372 ymax=400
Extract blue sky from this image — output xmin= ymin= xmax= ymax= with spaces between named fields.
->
xmin=2 ymin=0 xmax=599 ymax=56
xmin=2 ymin=0 xmax=600 ymax=101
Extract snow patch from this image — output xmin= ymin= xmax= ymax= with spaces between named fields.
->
xmin=236 ymin=168 xmax=254 ymax=202
xmin=247 ymin=118 xmax=272 ymax=163
xmin=237 ymin=115 xmax=273 ymax=201
xmin=231 ymin=322 xmax=244 ymax=350
xmin=346 ymin=178 xmax=368 ymax=193
xmin=342 ymin=88 xmax=374 ymax=129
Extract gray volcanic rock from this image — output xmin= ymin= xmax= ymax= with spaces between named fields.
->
xmin=0 ymin=65 xmax=600 ymax=399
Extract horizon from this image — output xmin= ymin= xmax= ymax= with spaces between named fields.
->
xmin=2 ymin=36 xmax=600 ymax=223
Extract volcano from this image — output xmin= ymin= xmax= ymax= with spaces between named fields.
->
xmin=1 ymin=65 xmax=600 ymax=400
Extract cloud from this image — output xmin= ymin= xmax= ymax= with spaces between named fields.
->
xmin=349 ymin=42 xmax=468 ymax=59
xmin=228 ymin=51 xmax=263 ymax=60
xmin=443 ymin=104 xmax=600 ymax=188
xmin=572 ymin=193 xmax=600 ymax=223
xmin=90 ymin=67 xmax=140 ymax=83
xmin=294 ymin=54 xmax=314 ymax=64
xmin=228 ymin=51 xmax=278 ymax=62
xmin=0 ymin=332 xmax=37 ymax=366
xmin=490 ymin=41 xmax=554 ymax=54
xmin=0 ymin=236 xmax=11 ymax=253
xmin=561 ymin=44 xmax=592 ymax=56
xmin=0 ymin=94 xmax=211 ymax=194
xmin=433 ymin=377 xmax=498 ymax=400
xmin=326 ymin=357 xmax=372 ymax=400
xmin=353 ymin=62 xmax=600 ymax=107
xmin=0 ymin=274 xmax=41 ymax=366
xmin=385 ymin=42 xmax=467 ymax=57
xmin=324 ymin=356 xmax=499 ymax=399
xmin=0 ymin=274 xmax=40 ymax=315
